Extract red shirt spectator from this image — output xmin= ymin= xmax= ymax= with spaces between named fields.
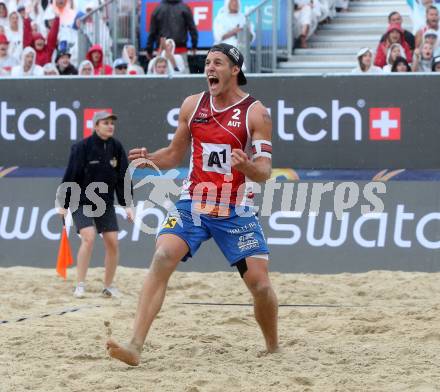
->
xmin=23 ymin=16 xmax=60 ymax=66
xmin=380 ymin=11 xmax=415 ymax=51
xmin=374 ymin=24 xmax=412 ymax=68
xmin=86 ymin=44 xmax=112 ymax=75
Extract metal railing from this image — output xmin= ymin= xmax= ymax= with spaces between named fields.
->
xmin=77 ymin=0 xmax=137 ymax=65
xmin=242 ymin=0 xmax=294 ymax=73
xmin=110 ymin=0 xmax=137 ymax=59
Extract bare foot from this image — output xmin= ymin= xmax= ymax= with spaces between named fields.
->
xmin=268 ymin=345 xmax=282 ymax=354
xmin=257 ymin=346 xmax=282 ymax=357
xmin=106 ymin=339 xmax=141 ymax=366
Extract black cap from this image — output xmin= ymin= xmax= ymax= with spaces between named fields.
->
xmin=209 ymin=43 xmax=247 ymax=85
xmin=56 ymin=50 xmax=71 ymax=62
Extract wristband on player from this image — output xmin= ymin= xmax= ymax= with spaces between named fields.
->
xmin=252 ymin=140 xmax=272 ymax=159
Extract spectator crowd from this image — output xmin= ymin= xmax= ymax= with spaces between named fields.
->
xmin=353 ymin=6 xmax=440 ymax=73
xmin=291 ymin=0 xmax=440 ymax=73
xmin=0 ymin=0 xmax=199 ymax=76
xmin=0 ymin=0 xmax=439 ymax=77
xmin=293 ymin=0 xmax=343 ymax=49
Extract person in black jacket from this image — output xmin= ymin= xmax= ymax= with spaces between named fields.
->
xmin=58 ymin=111 xmax=133 ymax=298
xmin=146 ymin=0 xmax=198 ymax=61
xmin=56 ymin=50 xmax=78 ymax=75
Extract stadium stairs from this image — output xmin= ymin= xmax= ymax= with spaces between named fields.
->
xmin=277 ymin=0 xmax=413 ymax=73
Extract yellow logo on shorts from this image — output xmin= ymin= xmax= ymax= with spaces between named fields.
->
xmin=162 ymin=217 xmax=177 ymax=229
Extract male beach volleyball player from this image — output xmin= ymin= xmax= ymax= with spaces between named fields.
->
xmin=107 ymin=43 xmax=279 ymax=365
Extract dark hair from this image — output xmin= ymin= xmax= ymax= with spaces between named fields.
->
xmin=388 ymin=11 xmax=399 ymax=22
xmin=432 ymin=56 xmax=440 ymax=71
xmin=427 ymin=5 xmax=438 ymax=14
xmin=391 ymin=56 xmax=411 ymax=72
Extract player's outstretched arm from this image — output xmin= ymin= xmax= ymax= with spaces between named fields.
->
xmin=128 ymin=94 xmax=200 ymax=169
xmin=231 ymin=101 xmax=272 ymax=183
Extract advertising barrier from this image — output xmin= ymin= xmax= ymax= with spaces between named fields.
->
xmin=1 ymin=75 xmax=440 ymax=169
xmin=1 ymin=178 xmax=440 ymax=273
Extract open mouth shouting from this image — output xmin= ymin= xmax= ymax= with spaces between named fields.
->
xmin=208 ymin=75 xmax=220 ymax=90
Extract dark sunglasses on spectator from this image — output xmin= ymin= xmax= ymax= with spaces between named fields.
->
xmin=116 ymin=65 xmax=128 ymax=70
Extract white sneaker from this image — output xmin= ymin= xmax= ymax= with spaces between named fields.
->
xmin=102 ymin=286 xmax=121 ymax=298
xmin=73 ymin=282 xmax=86 ymax=298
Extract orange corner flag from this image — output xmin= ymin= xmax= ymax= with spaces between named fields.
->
xmin=56 ymin=226 xmax=74 ymax=279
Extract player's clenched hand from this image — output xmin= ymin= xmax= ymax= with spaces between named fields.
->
xmin=128 ymin=147 xmax=148 ymax=161
xmin=231 ymin=149 xmax=250 ymax=173
xmin=128 ymin=147 xmax=148 ymax=167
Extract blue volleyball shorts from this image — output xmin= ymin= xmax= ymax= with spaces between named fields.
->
xmin=157 ymin=200 xmax=269 ymax=267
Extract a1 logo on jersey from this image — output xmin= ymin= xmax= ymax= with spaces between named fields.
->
xmin=201 ymin=143 xmax=231 ymax=174
xmin=369 ymin=108 xmax=401 ymax=141
xmin=227 ymin=108 xmax=241 ymax=127
xmin=83 ymin=108 xmax=113 ymax=138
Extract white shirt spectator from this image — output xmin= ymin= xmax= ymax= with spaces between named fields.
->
xmin=122 ymin=44 xmax=145 ymax=75
xmin=0 ymin=33 xmax=18 ymax=74
xmin=0 ymin=1 xmax=8 ymax=28
xmin=422 ymin=29 xmax=438 ymax=51
xmin=213 ymin=0 xmax=249 ymax=48
xmin=27 ymin=0 xmax=47 ymax=37
xmin=51 ymin=0 xmax=78 ymax=64
xmin=352 ymin=47 xmax=383 ymax=73
xmin=11 ymin=46 xmax=44 ymax=76
xmin=0 ymin=51 xmax=17 ymax=67
xmin=319 ymin=0 xmax=336 ymax=20
xmin=147 ymin=56 xmax=174 ymax=76
xmin=160 ymin=38 xmax=185 ymax=73
xmin=382 ymin=43 xmax=406 ymax=73
xmin=42 ymin=62 xmax=60 ymax=75
xmin=412 ymin=0 xmax=435 ymax=34
xmin=78 ymin=59 xmax=94 ymax=75
xmin=5 ymin=10 xmax=22 ymax=62
xmin=294 ymin=0 xmax=318 ymax=48
xmin=412 ymin=41 xmax=433 ymax=71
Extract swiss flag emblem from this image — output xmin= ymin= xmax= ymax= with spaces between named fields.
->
xmin=369 ymin=108 xmax=401 ymax=141
xmin=83 ymin=108 xmax=112 ymax=138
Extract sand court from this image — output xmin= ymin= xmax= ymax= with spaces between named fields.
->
xmin=1 ymin=266 xmax=440 ymax=391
